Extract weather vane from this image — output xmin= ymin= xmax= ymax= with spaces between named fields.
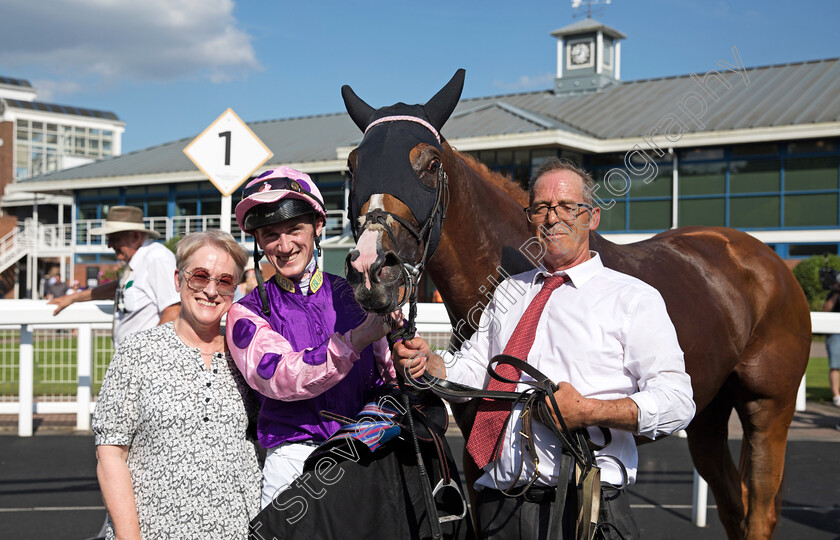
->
xmin=571 ymin=0 xmax=611 ymax=19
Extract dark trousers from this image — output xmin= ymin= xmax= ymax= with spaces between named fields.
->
xmin=476 ymin=484 xmax=639 ymax=540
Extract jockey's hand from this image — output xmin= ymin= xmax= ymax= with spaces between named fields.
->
xmin=545 ymin=382 xmax=593 ymax=432
xmin=392 ymin=336 xmax=432 ymax=380
xmin=351 ymin=310 xmax=403 ymax=350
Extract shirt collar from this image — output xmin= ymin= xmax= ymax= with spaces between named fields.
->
xmin=273 ymin=257 xmax=323 ymax=295
xmin=126 ymin=239 xmax=154 ymax=271
xmin=534 ymin=251 xmax=603 ymax=288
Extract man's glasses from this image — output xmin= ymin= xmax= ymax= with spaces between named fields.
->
xmin=524 ymin=202 xmax=594 ymax=223
xmin=183 ymin=269 xmax=237 ymax=296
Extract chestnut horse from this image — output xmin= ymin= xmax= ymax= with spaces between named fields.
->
xmin=341 ymin=69 xmax=811 ymax=539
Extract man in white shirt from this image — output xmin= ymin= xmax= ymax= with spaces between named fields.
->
xmin=49 ymin=206 xmax=181 ymax=348
xmin=393 ymin=158 xmax=695 ymax=539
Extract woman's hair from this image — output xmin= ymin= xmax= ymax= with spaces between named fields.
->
xmin=175 ymin=231 xmax=250 ymax=282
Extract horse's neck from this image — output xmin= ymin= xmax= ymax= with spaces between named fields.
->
xmin=426 ymin=149 xmax=533 ymax=325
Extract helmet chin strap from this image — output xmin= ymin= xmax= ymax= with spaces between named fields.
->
xmin=252 ymin=231 xmax=322 ymax=317
xmin=252 ymin=245 xmax=271 ymax=317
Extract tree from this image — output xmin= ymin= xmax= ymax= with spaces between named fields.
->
xmin=792 ymin=254 xmax=840 ymax=311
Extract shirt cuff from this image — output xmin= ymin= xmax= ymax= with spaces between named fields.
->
xmin=630 ymin=393 xmax=659 ymax=439
xmin=335 ymin=331 xmax=361 ymax=362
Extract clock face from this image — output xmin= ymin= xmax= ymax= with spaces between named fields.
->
xmin=570 ymin=42 xmax=592 ymax=66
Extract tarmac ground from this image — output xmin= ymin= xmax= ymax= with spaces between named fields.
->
xmin=1 ymin=400 xmax=839 ymax=539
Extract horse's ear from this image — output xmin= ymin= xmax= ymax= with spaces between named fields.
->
xmin=342 ymin=85 xmax=376 ymax=132
xmin=424 ymin=69 xmax=465 ymax=131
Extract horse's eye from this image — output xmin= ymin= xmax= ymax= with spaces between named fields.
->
xmin=427 ymin=160 xmax=440 ymax=174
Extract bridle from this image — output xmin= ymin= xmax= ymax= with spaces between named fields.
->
xmin=349 ymin=115 xmax=450 ymax=340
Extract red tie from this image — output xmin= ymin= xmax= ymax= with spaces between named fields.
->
xmin=466 ymin=274 xmax=569 ymax=469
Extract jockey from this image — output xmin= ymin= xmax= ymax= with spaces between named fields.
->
xmin=227 ymin=167 xmax=398 ymax=509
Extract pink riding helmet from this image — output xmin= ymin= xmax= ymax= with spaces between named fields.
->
xmin=235 ymin=167 xmax=326 ymax=234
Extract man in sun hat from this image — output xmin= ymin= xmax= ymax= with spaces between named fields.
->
xmin=226 ymin=166 xmax=401 ymax=509
xmin=49 ymin=205 xmax=181 ymax=347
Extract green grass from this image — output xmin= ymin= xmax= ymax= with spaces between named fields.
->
xmin=805 ymin=356 xmax=832 ymax=402
xmin=0 ymin=333 xmax=113 ymax=397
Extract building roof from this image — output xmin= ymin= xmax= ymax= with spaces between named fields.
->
xmin=2 ymin=98 xmax=120 ymax=121
xmin=15 ymin=57 xmax=840 ymax=187
xmin=550 ymin=18 xmax=627 ymax=39
xmin=0 ymin=76 xmax=33 ymax=89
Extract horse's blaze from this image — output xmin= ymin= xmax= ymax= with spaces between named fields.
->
xmin=349 ymin=228 xmax=380 ymax=290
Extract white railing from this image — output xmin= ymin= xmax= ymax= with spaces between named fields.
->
xmin=0 ymin=222 xmax=28 ymax=273
xmin=1 ymin=299 xmax=824 ymax=527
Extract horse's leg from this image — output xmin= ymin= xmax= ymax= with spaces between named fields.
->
xmin=686 ymin=385 xmax=746 ymax=539
xmin=732 ymin=392 xmax=792 ymax=540
xmin=732 ymin=330 xmax=805 ymax=539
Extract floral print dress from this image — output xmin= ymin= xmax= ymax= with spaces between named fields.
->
xmin=93 ymin=323 xmax=261 ymax=540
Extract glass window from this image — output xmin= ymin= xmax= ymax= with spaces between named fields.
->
xmin=730 ymin=196 xmax=780 ymax=228
xmin=102 ymin=140 xmax=112 ymax=153
xmin=785 ymin=157 xmax=839 ymax=192
xmin=587 ymin=153 xmax=624 ymax=168
xmin=789 ymin=244 xmax=838 ymax=257
xmin=731 ymin=143 xmax=778 ymax=157
xmin=33 ymin=122 xmax=43 ymax=130
xmin=202 ymin=198 xmax=221 ymax=215
xmin=678 ymin=148 xmax=724 ymax=161
xmin=478 ymin=150 xmax=495 ymax=165
xmin=16 ymin=128 xmax=28 ymax=141
xmin=77 ymin=203 xmax=99 ymax=220
xmin=597 ymin=202 xmax=625 ymax=231
xmin=496 ymin=150 xmax=513 ymax=166
xmin=629 ymin=165 xmax=672 ymax=198
xmin=729 ymin=160 xmax=780 ymax=193
xmin=319 ymin=185 xmax=344 ymax=211
xmin=530 ymin=149 xmax=558 ymax=170
xmin=788 ymin=139 xmax=836 ymax=154
xmin=678 ymin=198 xmax=725 ymax=227
xmin=784 ymin=194 xmax=837 ymax=227
xmin=46 ymin=123 xmax=57 ymax=132
xmin=629 ymin=200 xmax=671 ymax=230
xmin=18 ymin=119 xmax=29 ymax=128
xmin=176 ymin=182 xmax=200 ymax=193
xmin=147 ymin=200 xmax=168 ymax=218
xmin=679 ymin=162 xmax=725 ymax=195
xmin=514 ymin=150 xmax=530 ymax=166
xmin=177 ymin=198 xmax=198 ymax=216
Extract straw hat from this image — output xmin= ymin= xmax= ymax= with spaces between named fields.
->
xmin=89 ymin=206 xmax=161 ymax=239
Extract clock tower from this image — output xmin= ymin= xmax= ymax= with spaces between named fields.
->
xmin=551 ymin=18 xmax=626 ymax=94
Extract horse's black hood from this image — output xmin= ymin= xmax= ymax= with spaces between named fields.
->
xmin=341 ymin=69 xmax=465 ymax=258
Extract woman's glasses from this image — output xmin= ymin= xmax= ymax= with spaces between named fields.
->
xmin=183 ymin=269 xmax=237 ymax=296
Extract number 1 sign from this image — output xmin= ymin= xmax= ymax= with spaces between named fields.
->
xmin=183 ymin=108 xmax=273 ymax=197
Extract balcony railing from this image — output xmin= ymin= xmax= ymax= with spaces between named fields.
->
xmin=18 ymin=210 xmax=347 ymax=254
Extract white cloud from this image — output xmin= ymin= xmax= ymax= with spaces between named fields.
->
xmin=492 ymin=73 xmax=555 ymax=92
xmin=0 ymin=0 xmax=261 ymax=91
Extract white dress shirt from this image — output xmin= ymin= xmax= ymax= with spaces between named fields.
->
xmin=442 ymin=252 xmax=695 ymax=490
xmin=113 ymin=240 xmax=180 ymax=347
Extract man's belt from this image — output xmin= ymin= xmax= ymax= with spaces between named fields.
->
xmin=418 ymin=355 xmax=621 ymax=540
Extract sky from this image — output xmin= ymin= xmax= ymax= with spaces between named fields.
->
xmin=1 ymin=0 xmax=838 ymax=154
